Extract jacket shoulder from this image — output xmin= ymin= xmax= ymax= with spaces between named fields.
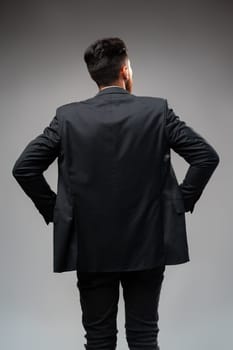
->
xmin=133 ymin=95 xmax=166 ymax=107
xmin=56 ymin=101 xmax=80 ymax=113
xmin=55 ymin=96 xmax=167 ymax=112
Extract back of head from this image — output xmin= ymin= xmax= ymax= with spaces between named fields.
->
xmin=84 ymin=37 xmax=128 ymax=87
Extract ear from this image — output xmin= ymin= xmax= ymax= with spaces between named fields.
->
xmin=120 ymin=64 xmax=129 ymax=80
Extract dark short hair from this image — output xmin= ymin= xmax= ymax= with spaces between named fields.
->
xmin=84 ymin=37 xmax=128 ymax=87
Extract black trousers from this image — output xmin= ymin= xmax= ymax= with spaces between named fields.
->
xmin=76 ymin=264 xmax=166 ymax=349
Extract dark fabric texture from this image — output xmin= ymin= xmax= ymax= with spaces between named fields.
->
xmin=12 ymin=86 xmax=220 ymax=272
xmin=76 ymin=265 xmax=165 ymax=349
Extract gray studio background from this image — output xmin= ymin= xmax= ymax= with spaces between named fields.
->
xmin=1 ymin=1 xmax=232 ymax=349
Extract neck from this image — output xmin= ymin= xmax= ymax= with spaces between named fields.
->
xmin=99 ymin=81 xmax=125 ymax=91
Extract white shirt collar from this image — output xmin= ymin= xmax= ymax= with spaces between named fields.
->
xmin=99 ymin=85 xmax=123 ymax=91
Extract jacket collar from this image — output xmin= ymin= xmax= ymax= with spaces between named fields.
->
xmin=95 ymin=86 xmax=130 ymax=97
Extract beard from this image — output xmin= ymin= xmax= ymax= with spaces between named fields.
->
xmin=125 ymin=77 xmax=133 ymax=93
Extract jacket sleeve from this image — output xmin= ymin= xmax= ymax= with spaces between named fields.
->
xmin=12 ymin=110 xmax=62 ymax=225
xmin=164 ymin=99 xmax=220 ymax=213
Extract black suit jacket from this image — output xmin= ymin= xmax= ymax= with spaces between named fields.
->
xmin=12 ymin=86 xmax=220 ymax=272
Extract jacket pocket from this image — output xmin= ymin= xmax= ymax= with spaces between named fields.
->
xmin=172 ymin=198 xmax=186 ymax=214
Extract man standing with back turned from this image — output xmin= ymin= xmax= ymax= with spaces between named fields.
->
xmin=12 ymin=37 xmax=220 ymax=349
